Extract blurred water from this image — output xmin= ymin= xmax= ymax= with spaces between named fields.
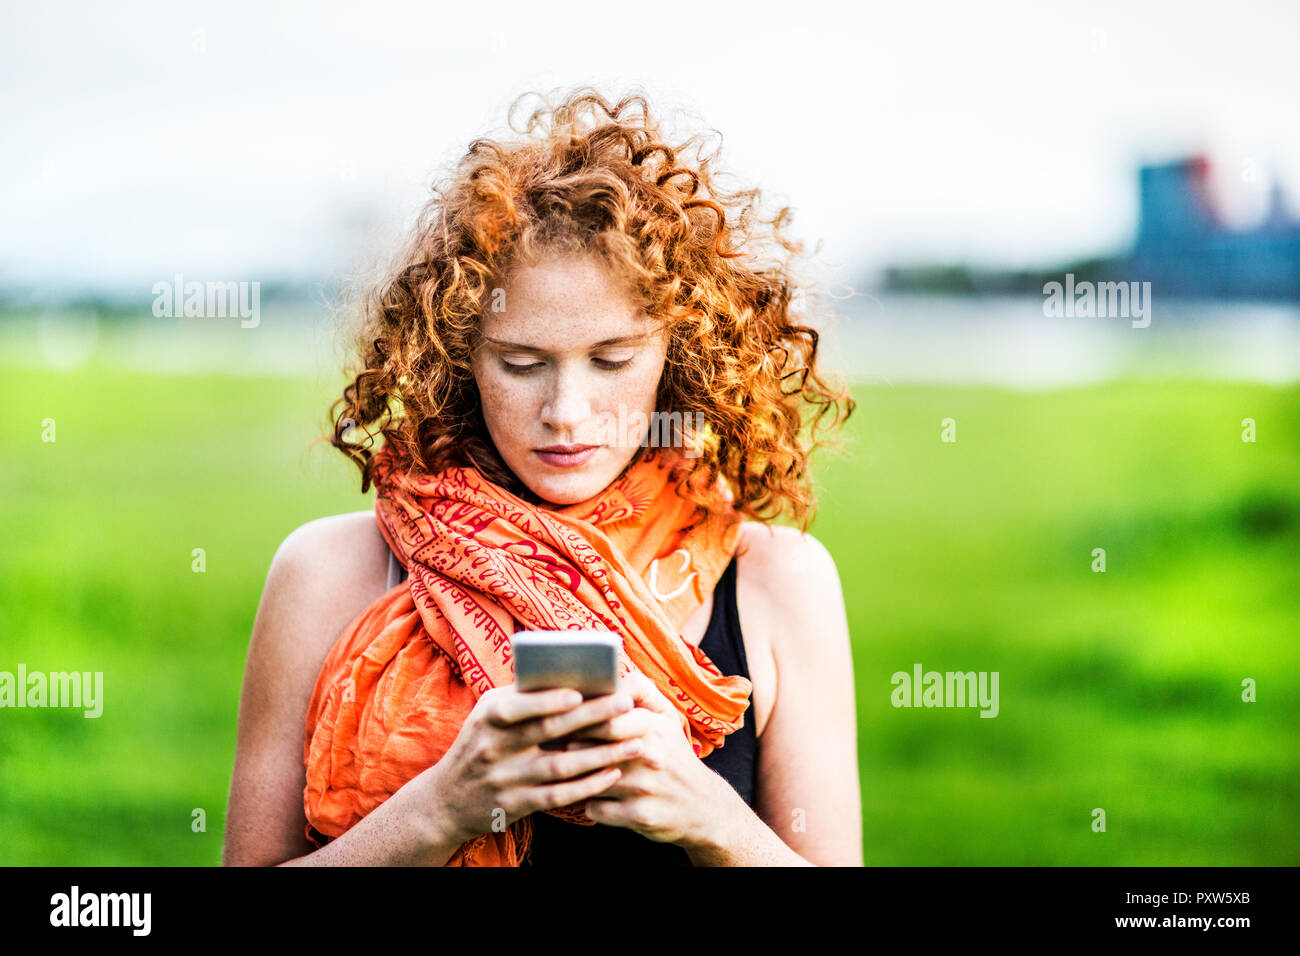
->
xmin=3 ymin=294 xmax=1299 ymax=386
xmin=0 ymin=304 xmax=350 ymax=377
xmin=820 ymin=293 xmax=1300 ymax=388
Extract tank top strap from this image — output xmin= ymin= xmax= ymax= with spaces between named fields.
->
xmin=386 ymin=547 xmax=407 ymax=590
xmin=698 ymin=554 xmax=750 ymax=681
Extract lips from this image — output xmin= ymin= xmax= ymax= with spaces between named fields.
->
xmin=535 ymin=445 xmax=599 ymax=467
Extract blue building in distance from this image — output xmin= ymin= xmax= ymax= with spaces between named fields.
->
xmin=882 ymin=153 xmax=1300 ymax=301
xmin=1131 ymin=155 xmax=1300 ymax=300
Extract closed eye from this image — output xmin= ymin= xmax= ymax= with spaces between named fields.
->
xmin=501 ymin=357 xmax=633 ymax=375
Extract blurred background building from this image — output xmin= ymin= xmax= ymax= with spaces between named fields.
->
xmin=1132 ymin=155 xmax=1300 ymax=299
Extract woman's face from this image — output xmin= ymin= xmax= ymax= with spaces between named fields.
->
xmin=470 ymin=251 xmax=669 ymax=505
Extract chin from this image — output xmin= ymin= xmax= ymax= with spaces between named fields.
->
xmin=524 ymin=470 xmax=611 ymax=506
xmin=515 ymin=449 xmax=635 ymax=506
xmin=533 ymin=486 xmax=598 ymax=506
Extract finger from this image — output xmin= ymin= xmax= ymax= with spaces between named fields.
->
xmin=557 ymin=709 xmax=656 ymax=743
xmin=487 ymin=687 xmax=584 ymax=728
xmin=524 ymin=766 xmax=623 ymax=813
xmin=520 ymin=737 xmax=644 ymax=785
xmin=543 ymin=728 xmax=613 ymax=752
xmin=513 ymin=691 xmax=635 ymax=747
xmin=583 ymin=796 xmax=629 ymax=826
xmin=619 ymin=671 xmax=679 ymax=719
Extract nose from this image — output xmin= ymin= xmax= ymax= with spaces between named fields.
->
xmin=539 ymin=366 xmax=594 ymax=437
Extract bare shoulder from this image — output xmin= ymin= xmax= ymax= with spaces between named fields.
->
xmin=259 ymin=510 xmax=392 ymax=661
xmin=737 ymin=521 xmax=839 ymax=577
xmin=735 ymin=521 xmax=845 ymax=634
xmin=270 ymin=509 xmax=389 ymax=584
xmin=223 ymin=510 xmax=391 ymax=865
xmin=732 ymin=521 xmax=848 ymax=741
xmin=734 ymin=521 xmax=861 ymax=866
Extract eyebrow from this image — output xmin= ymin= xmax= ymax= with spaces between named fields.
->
xmin=479 ymin=333 xmax=648 ymax=352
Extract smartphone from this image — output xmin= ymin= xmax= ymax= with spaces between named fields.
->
xmin=511 ymin=630 xmax=620 ymax=699
xmin=511 ymin=630 xmax=622 ymax=752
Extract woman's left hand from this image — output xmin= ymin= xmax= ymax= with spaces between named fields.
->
xmin=567 ymin=670 xmax=739 ymax=850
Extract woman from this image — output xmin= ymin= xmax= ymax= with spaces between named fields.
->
xmin=222 ymin=88 xmax=861 ymax=867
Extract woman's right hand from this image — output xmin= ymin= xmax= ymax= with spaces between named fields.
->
xmin=412 ymin=685 xmax=645 ymax=849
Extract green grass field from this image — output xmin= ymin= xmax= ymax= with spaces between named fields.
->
xmin=1 ymin=347 xmax=1296 ymax=865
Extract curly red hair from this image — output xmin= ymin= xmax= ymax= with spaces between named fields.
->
xmin=328 ymin=85 xmax=854 ymax=531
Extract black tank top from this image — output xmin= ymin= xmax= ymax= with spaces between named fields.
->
xmin=384 ymin=549 xmax=758 ymax=867
xmin=520 ymin=553 xmax=757 ymax=867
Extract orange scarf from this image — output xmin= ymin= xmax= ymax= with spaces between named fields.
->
xmin=302 ymin=443 xmax=750 ymax=865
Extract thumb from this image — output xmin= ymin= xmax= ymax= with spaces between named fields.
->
xmin=619 ymin=669 xmax=678 ymax=720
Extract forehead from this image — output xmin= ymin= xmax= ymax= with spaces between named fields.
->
xmin=481 ymin=253 xmax=649 ymax=344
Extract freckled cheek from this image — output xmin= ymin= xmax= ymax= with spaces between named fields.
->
xmin=628 ymin=347 xmax=668 ymax=412
xmin=474 ymin=371 xmax=537 ymax=444
xmin=629 ymin=364 xmax=663 ymax=413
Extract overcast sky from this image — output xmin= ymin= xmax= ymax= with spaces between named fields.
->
xmin=4 ymin=0 xmax=1299 ymax=297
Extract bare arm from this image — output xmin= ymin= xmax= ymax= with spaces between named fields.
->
xmin=275 ymin=763 xmax=465 ymax=867
xmin=221 ymin=513 xmax=451 ymax=866
xmin=732 ymin=527 xmax=863 ymax=866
